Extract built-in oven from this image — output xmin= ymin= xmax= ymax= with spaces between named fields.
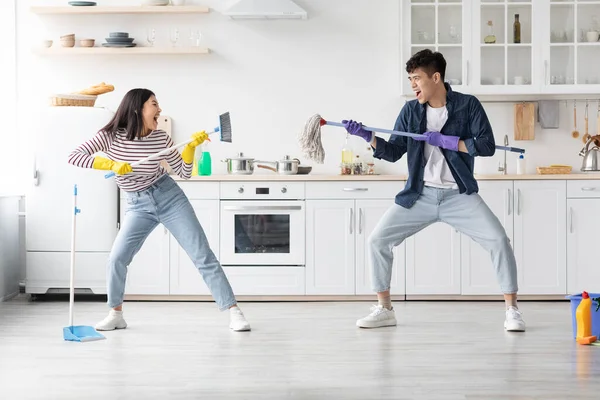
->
xmin=219 ymin=182 xmax=305 ymax=266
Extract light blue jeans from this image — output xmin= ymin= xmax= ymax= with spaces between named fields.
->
xmin=107 ymin=174 xmax=237 ymax=310
xmin=369 ymin=186 xmax=518 ymax=294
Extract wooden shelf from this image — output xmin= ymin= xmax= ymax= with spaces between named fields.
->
xmin=30 ymin=5 xmax=210 ymax=15
xmin=34 ymin=46 xmax=210 ymax=55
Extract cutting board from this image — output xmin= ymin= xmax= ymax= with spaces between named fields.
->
xmin=157 ymin=116 xmax=172 ymax=172
xmin=514 ymin=102 xmax=535 ymax=141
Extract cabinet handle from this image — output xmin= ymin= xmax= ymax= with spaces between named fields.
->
xmin=581 ymin=187 xmax=598 ymax=191
xmin=507 ymin=188 xmax=511 ymax=215
xmin=570 ymin=207 xmax=573 ymax=233
xmin=466 ymin=60 xmax=470 ymax=85
xmin=359 ymin=208 xmax=363 ymax=234
xmin=349 ymin=208 xmax=353 ymax=234
xmin=343 ymin=188 xmax=368 ymax=192
xmin=544 ymin=60 xmax=548 ymax=85
xmin=517 ymin=189 xmax=522 ymax=215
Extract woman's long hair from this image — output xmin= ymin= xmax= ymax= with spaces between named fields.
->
xmin=100 ymin=88 xmax=155 ymax=140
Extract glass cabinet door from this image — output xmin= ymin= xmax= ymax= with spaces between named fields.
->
xmin=401 ymin=0 xmax=468 ymax=95
xmin=473 ymin=0 xmax=534 ymax=93
xmin=545 ymin=0 xmax=600 ymax=92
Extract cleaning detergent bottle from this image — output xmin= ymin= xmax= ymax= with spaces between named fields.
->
xmin=517 ymin=153 xmax=526 ymax=175
xmin=198 ymin=143 xmax=212 ymax=176
xmin=576 ymin=291 xmax=597 ymax=344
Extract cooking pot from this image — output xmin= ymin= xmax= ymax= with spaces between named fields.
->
xmin=579 ymin=137 xmax=600 ymax=171
xmin=221 ymin=152 xmax=256 ymax=175
xmin=256 ymin=155 xmax=300 ymax=175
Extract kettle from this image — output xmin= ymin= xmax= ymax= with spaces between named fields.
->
xmin=579 ymin=137 xmax=600 ymax=171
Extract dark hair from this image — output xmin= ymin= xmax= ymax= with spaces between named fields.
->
xmin=100 ymin=88 xmax=155 ymax=140
xmin=405 ymin=49 xmax=446 ymax=82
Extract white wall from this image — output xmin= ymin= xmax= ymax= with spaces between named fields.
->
xmin=14 ymin=0 xmax=593 ymax=183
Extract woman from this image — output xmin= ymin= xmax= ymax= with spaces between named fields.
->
xmin=67 ymin=88 xmax=250 ymax=332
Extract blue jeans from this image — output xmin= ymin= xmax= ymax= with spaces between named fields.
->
xmin=368 ymin=186 xmax=518 ymax=294
xmin=107 ymin=174 xmax=237 ymax=310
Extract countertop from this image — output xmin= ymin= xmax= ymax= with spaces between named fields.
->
xmin=172 ymin=173 xmax=600 ymax=182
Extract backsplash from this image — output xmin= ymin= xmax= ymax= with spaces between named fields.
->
xmin=14 ymin=0 xmax=595 ymax=185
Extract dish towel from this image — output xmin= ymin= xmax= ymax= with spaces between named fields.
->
xmin=538 ymin=100 xmax=560 ymax=129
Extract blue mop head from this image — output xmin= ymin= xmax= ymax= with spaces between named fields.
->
xmin=63 ymin=325 xmax=106 ymax=342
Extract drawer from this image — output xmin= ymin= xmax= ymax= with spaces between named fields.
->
xmin=567 ymin=180 xmax=600 ymax=198
xmin=220 ymin=182 xmax=305 ymax=199
xmin=305 ymin=181 xmax=403 ymax=199
xmin=179 ymin=182 xmax=220 ymax=199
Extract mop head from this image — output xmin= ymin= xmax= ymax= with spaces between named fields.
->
xmin=298 ymin=113 xmax=326 ymax=164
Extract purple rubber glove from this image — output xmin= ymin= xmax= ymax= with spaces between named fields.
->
xmin=413 ymin=131 xmax=460 ymax=152
xmin=342 ymin=119 xmax=373 ymax=142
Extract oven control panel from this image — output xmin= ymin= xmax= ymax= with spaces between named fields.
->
xmin=220 ymin=182 xmax=305 ymax=200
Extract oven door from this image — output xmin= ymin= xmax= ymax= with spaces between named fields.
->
xmin=220 ymin=200 xmax=305 ymax=266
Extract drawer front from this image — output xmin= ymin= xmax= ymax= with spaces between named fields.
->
xmin=306 ymin=181 xmax=403 ymax=199
xmin=179 ymin=182 xmax=220 ymax=199
xmin=567 ymin=180 xmax=600 ymax=198
xmin=220 ymin=182 xmax=305 ymax=199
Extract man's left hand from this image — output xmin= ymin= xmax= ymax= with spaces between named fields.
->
xmin=413 ymin=131 xmax=459 ymax=152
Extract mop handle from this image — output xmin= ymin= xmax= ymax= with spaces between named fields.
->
xmin=325 ymin=121 xmax=525 ymax=154
xmin=104 ymin=129 xmax=217 ymax=179
xmin=69 ymin=185 xmax=81 ymax=328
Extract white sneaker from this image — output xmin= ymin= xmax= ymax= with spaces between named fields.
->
xmin=229 ymin=306 xmax=251 ymax=332
xmin=95 ymin=309 xmax=127 ymax=331
xmin=504 ymin=306 xmax=526 ymax=332
xmin=356 ymin=305 xmax=397 ymax=328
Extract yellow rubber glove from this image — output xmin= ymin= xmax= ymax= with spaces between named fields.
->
xmin=92 ymin=156 xmax=132 ymax=175
xmin=181 ymin=131 xmax=209 ymax=164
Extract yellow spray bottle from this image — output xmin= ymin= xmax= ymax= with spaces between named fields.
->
xmin=576 ymin=291 xmax=597 ymax=345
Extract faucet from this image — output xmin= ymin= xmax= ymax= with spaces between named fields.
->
xmin=498 ymin=134 xmax=509 ymax=174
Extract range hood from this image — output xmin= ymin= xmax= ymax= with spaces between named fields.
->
xmin=223 ymin=0 xmax=308 ymax=20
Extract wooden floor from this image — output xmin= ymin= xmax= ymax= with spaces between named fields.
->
xmin=1 ymin=296 xmax=599 ymax=400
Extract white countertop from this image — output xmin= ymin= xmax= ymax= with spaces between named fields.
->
xmin=171 ymin=173 xmax=600 ymax=181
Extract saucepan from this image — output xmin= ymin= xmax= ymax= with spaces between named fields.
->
xmin=256 ymin=155 xmax=301 ymax=175
xmin=221 ymin=152 xmax=256 ymax=175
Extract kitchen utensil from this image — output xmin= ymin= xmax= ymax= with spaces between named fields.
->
xmin=514 ymin=102 xmax=535 ymax=140
xmin=572 ymin=100 xmax=579 ymax=139
xmin=105 ymin=112 xmax=232 ymax=178
xmin=256 ymin=155 xmax=300 ymax=175
xmin=584 ymin=100 xmax=589 ymax=141
xmin=579 ymin=136 xmax=600 ymax=171
xmin=221 ymin=152 xmax=255 ymax=175
xmin=63 ymin=185 xmax=106 ymax=342
xmin=297 ymin=165 xmax=312 ymax=174
xmin=301 ymin=115 xmax=526 ymax=160
xmin=536 ymin=165 xmax=572 ymax=174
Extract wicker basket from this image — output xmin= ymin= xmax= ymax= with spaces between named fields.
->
xmin=50 ymin=94 xmax=97 ymax=107
xmin=536 ymin=165 xmax=572 ymax=175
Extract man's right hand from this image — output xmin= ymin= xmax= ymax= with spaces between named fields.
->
xmin=342 ymin=119 xmax=373 ymax=143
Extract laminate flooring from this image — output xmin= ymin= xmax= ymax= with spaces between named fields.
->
xmin=1 ymin=296 xmax=599 ymax=400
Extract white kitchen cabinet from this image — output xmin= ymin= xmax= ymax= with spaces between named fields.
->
xmin=169 ymin=199 xmax=220 ymax=295
xmin=119 ymin=199 xmax=170 ymax=295
xmin=513 ymin=180 xmax=567 ymax=294
xmin=406 ymin=223 xmax=461 ymax=295
xmin=400 ymin=0 xmax=600 ymax=96
xmin=461 ymin=180 xmax=514 ymax=295
xmin=566 ymin=199 xmax=600 ymax=294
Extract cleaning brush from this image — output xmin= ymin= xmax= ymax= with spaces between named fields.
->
xmin=298 ymin=113 xmax=525 ymax=164
xmin=105 ymin=111 xmax=232 ymax=179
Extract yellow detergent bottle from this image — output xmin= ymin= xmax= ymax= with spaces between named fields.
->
xmin=576 ymin=291 xmax=597 ymax=345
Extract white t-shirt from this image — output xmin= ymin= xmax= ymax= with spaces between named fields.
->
xmin=423 ymin=105 xmax=458 ymax=189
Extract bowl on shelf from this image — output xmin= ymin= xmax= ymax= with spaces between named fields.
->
xmin=60 ymin=39 xmax=75 ymax=48
xmin=109 ymin=32 xmax=129 ymax=38
xmin=80 ymin=39 xmax=95 ymax=47
xmin=42 ymin=40 xmax=53 ymax=48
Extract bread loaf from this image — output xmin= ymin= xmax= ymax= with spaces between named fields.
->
xmin=77 ymin=82 xmax=114 ymax=96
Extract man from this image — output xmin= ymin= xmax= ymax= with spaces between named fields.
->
xmin=342 ymin=49 xmax=525 ymax=332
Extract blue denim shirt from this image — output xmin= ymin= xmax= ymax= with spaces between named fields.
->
xmin=373 ymin=83 xmax=495 ymax=208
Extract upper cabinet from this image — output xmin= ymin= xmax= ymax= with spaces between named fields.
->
xmin=400 ymin=0 xmax=600 ymax=96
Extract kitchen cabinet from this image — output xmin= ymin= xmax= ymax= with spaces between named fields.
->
xmin=513 ymin=180 xmax=567 ymax=294
xmin=120 ymin=199 xmax=170 ymax=295
xmin=461 ymin=180 xmax=514 ymax=295
xmin=169 ymin=199 xmax=220 ymax=295
xmin=305 ymin=182 xmax=404 ymax=295
xmin=566 ymin=180 xmax=600 ymax=294
xmin=400 ymin=0 xmax=600 ymax=96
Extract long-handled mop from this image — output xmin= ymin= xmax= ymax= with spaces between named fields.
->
xmin=104 ymin=112 xmax=232 ymax=179
xmin=63 ymin=184 xmax=106 ymax=342
xmin=299 ymin=113 xmax=525 ymax=164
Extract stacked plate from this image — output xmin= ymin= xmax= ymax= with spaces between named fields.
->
xmin=103 ymin=32 xmax=136 ymax=48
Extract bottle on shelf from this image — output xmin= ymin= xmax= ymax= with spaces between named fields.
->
xmin=513 ymin=14 xmax=521 ymax=43
xmin=484 ymin=20 xmax=496 ymax=44
xmin=198 ymin=142 xmax=212 ymax=176
xmin=341 ymin=134 xmax=354 ymax=164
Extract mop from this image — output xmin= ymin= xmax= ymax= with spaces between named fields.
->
xmin=105 ymin=112 xmax=232 ymax=179
xmin=63 ymin=184 xmax=106 ymax=342
xmin=299 ymin=114 xmax=526 ymax=164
